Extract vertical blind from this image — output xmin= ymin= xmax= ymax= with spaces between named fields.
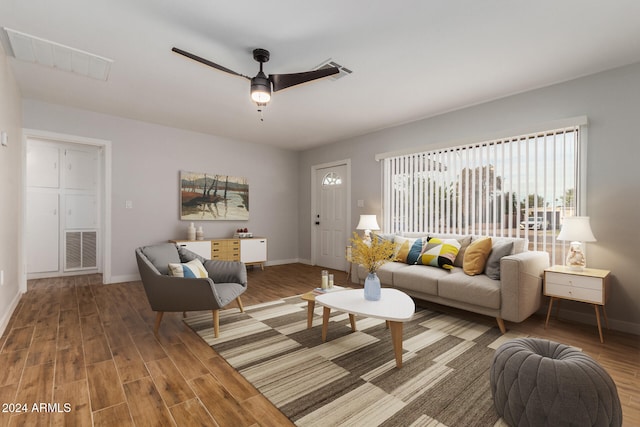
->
xmin=382 ymin=126 xmax=581 ymax=263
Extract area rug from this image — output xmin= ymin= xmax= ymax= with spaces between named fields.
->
xmin=184 ymin=295 xmax=525 ymax=426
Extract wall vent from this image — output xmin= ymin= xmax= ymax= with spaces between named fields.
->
xmin=65 ymin=230 xmax=97 ymax=271
xmin=314 ymin=59 xmax=353 ymax=80
xmin=3 ymin=27 xmax=113 ymax=81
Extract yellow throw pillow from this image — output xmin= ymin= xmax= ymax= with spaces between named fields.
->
xmin=463 ymin=237 xmax=492 ymax=275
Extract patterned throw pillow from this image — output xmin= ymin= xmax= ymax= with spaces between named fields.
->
xmin=418 ymin=237 xmax=461 ymax=270
xmin=394 ymin=237 xmax=426 ymax=264
xmin=167 ymin=258 xmax=208 ymax=278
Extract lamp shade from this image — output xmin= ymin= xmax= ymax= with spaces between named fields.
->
xmin=557 ymin=216 xmax=596 ymax=242
xmin=356 ymin=215 xmax=380 ymax=231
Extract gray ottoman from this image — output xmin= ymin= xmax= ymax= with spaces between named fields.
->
xmin=490 ymin=338 xmax=622 ymax=427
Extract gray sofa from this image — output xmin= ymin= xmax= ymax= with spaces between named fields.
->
xmin=351 ymin=233 xmax=550 ymax=333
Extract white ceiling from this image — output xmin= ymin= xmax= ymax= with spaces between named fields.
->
xmin=2 ymin=1 xmax=640 ymax=150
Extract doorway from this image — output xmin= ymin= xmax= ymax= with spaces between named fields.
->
xmin=311 ymin=160 xmax=351 ymax=271
xmin=22 ymin=129 xmax=111 ymax=288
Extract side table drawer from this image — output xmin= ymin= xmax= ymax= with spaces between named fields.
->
xmin=545 ymin=283 xmax=603 ymax=304
xmin=545 ymin=272 xmax=602 ymax=290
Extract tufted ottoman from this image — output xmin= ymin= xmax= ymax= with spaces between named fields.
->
xmin=490 ymin=338 xmax=622 ymax=427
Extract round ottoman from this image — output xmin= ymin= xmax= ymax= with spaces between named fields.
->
xmin=490 ymin=338 xmax=622 ymax=427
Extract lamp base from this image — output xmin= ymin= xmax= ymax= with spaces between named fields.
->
xmin=565 ymin=241 xmax=586 ymax=270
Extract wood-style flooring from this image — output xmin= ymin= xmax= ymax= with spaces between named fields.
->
xmin=1 ymin=263 xmax=638 ymax=426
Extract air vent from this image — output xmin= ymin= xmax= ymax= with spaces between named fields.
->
xmin=65 ymin=230 xmax=97 ymax=271
xmin=314 ymin=59 xmax=353 ymax=80
xmin=3 ymin=27 xmax=113 ymax=81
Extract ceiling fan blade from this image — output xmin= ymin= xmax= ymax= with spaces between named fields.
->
xmin=172 ymin=47 xmax=250 ymax=80
xmin=269 ymin=67 xmax=339 ymax=92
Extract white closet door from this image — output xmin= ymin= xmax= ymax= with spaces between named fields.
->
xmin=26 ymin=190 xmax=59 ymax=273
xmin=65 ymin=194 xmax=98 ymax=229
xmin=65 ymin=149 xmax=97 ymax=190
xmin=26 ymin=143 xmax=59 ymax=188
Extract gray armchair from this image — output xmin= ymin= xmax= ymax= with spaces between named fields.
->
xmin=135 ymin=243 xmax=247 ymax=337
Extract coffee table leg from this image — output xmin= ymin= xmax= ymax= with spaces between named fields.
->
xmin=389 ymin=321 xmax=404 ymax=368
xmin=321 ymin=307 xmax=331 ymax=342
xmin=307 ymin=300 xmax=315 ymax=329
xmin=348 ymin=314 xmax=356 ymax=331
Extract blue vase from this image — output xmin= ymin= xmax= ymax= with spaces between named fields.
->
xmin=364 ymin=272 xmax=381 ymax=301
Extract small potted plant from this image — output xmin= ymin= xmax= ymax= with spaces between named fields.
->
xmin=347 ymin=232 xmax=396 ymax=300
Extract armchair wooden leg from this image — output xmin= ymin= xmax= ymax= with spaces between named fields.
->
xmin=154 ymin=312 xmax=164 ymax=336
xmin=236 ymin=297 xmax=245 ymax=313
xmin=212 ymin=310 xmax=220 ymax=338
xmin=183 ymin=311 xmax=187 ymax=318
xmin=496 ymin=317 xmax=506 ymax=334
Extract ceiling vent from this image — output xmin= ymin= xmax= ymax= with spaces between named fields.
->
xmin=3 ymin=27 xmax=113 ymax=81
xmin=314 ymin=59 xmax=352 ymax=81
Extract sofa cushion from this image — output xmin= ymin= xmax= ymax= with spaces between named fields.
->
xmin=438 ymin=272 xmax=501 ymax=309
xmin=463 ymin=237 xmax=492 ymax=275
xmin=485 ymin=241 xmax=514 ymax=280
xmin=491 ymin=236 xmax=525 ymax=254
xmin=141 ymin=243 xmax=181 ymax=275
xmin=168 ymin=258 xmax=208 ymax=278
xmin=392 ymin=264 xmax=450 ymax=296
xmin=418 ymin=237 xmax=461 ymax=270
xmin=358 ymin=261 xmax=405 ymax=285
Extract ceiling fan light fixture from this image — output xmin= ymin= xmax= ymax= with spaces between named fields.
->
xmin=250 ymin=72 xmax=271 ymax=104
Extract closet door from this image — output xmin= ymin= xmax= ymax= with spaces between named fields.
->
xmin=63 ymin=148 xmax=99 ymax=271
xmin=26 ymin=143 xmax=60 ymax=273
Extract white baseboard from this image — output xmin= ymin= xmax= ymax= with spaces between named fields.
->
xmin=108 ymin=273 xmax=140 ymax=284
xmin=265 ymin=258 xmax=304 ymax=266
xmin=0 ymin=290 xmax=23 ymax=337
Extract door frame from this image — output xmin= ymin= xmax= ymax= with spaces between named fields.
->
xmin=21 ymin=129 xmax=112 ymax=291
xmin=310 ymin=159 xmax=351 ymax=267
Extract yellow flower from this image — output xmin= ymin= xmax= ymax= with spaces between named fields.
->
xmin=347 ymin=232 xmax=396 ymax=274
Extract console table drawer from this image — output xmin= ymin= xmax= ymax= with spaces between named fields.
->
xmin=544 ymin=282 xmax=604 ymax=304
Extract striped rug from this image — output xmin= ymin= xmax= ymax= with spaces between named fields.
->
xmin=184 ymin=295 xmax=524 ymax=426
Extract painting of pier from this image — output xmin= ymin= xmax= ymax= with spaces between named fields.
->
xmin=180 ymin=171 xmax=249 ymax=220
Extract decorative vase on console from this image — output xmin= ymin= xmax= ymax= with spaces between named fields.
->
xmin=347 ymin=230 xmax=396 ymax=301
xmin=187 ymin=222 xmax=196 ymax=241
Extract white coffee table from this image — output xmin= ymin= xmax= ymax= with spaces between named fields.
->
xmin=315 ymin=288 xmax=415 ymax=368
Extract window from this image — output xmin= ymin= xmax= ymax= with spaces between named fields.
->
xmin=322 ymin=172 xmax=343 ymax=186
xmin=381 ymin=122 xmax=585 ymax=265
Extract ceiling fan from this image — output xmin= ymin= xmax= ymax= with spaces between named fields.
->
xmin=171 ymin=47 xmax=339 ymax=106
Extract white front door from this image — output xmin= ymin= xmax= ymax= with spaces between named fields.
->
xmin=314 ymin=163 xmax=348 ymax=270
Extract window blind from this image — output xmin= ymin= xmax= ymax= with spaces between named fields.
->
xmin=382 ymin=126 xmax=581 ymax=264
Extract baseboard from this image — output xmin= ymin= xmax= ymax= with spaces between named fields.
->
xmin=108 ymin=273 xmax=140 ymax=284
xmin=266 ymin=258 xmax=304 ymax=266
xmin=555 ymin=308 xmax=640 ymax=336
xmin=0 ymin=290 xmax=23 ymax=337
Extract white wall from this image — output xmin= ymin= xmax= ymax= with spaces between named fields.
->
xmin=299 ymin=62 xmax=640 ymax=334
xmin=0 ymin=46 xmax=23 ymax=335
xmin=22 ymin=101 xmax=300 ymax=282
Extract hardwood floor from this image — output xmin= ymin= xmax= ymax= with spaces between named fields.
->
xmin=1 ymin=263 xmax=638 ymax=426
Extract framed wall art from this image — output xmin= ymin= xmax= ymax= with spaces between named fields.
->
xmin=180 ymin=171 xmax=249 ymax=221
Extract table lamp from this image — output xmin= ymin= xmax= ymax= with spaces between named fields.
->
xmin=557 ymin=216 xmax=596 ymax=270
xmin=356 ymin=214 xmax=380 ymax=242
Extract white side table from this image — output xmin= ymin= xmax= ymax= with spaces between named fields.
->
xmin=544 ymin=265 xmax=610 ymax=343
